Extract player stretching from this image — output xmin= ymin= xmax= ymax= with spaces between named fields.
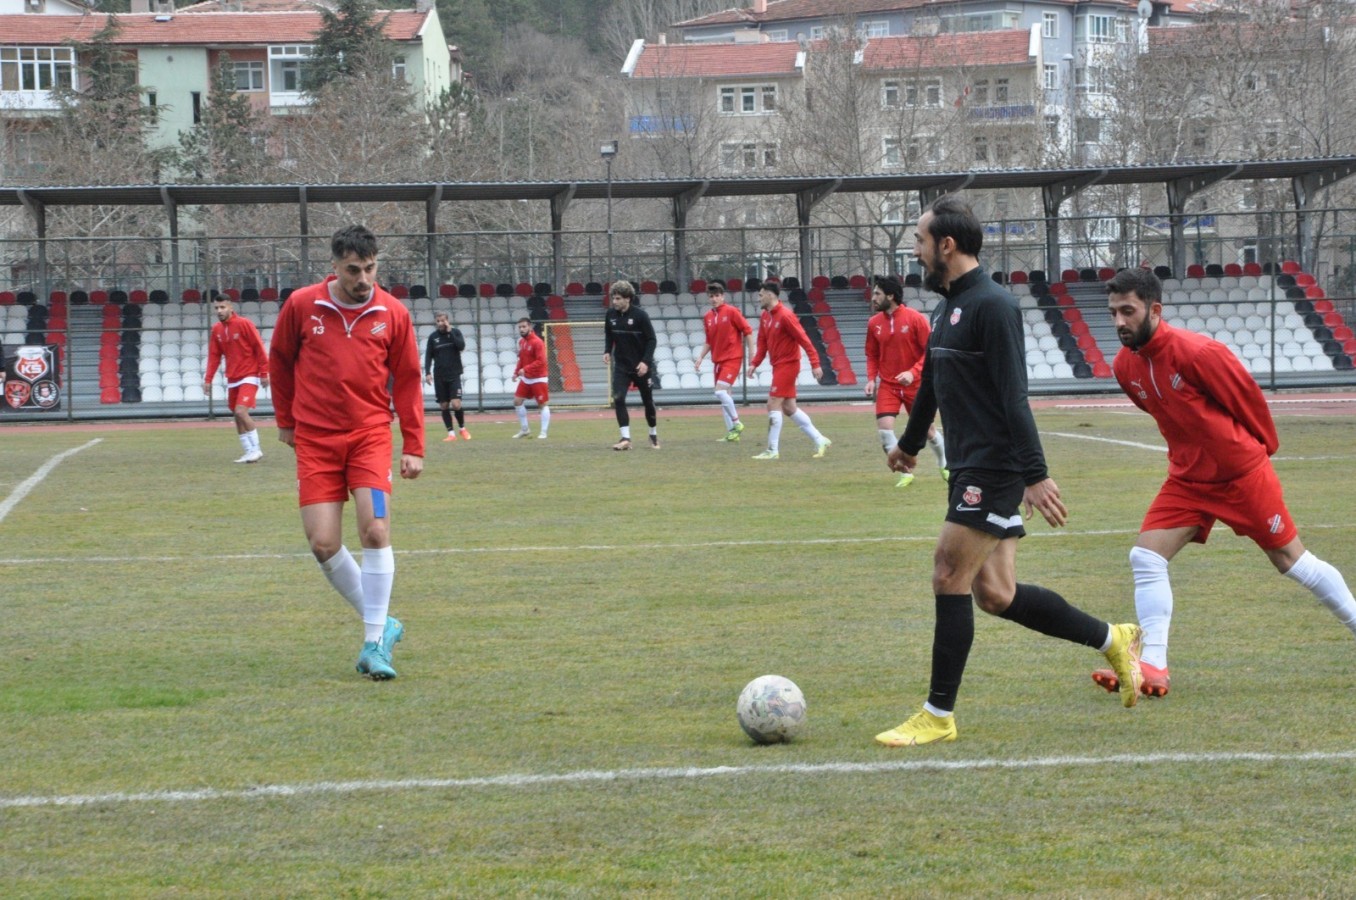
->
xmin=204 ymin=294 xmax=269 ymax=463
xmin=747 ymin=281 xmax=829 ymax=460
xmin=269 ymin=225 xmax=424 ymax=680
xmin=511 ymin=317 xmax=550 ymax=439
xmin=1090 ymin=267 xmax=1356 ymax=698
xmin=425 ymin=311 xmax=470 ymax=441
xmin=865 ymin=275 xmax=946 ymax=487
xmin=693 ymin=279 xmax=754 ymax=442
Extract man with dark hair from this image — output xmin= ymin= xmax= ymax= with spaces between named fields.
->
xmin=269 ymin=224 xmax=424 ymax=680
xmin=747 ymin=281 xmax=830 ymax=460
xmin=204 ymin=293 xmax=269 ymax=463
xmin=694 ymin=278 xmax=754 ymax=442
xmin=512 ymin=317 xmax=550 ymax=439
xmin=603 ymin=280 xmax=660 ymax=450
xmin=866 ymin=275 xmax=946 ymax=487
xmin=425 ymin=311 xmax=470 ymax=442
xmin=875 ymin=195 xmax=1143 ymax=747
xmin=1089 ymin=267 xmax=1356 ymax=698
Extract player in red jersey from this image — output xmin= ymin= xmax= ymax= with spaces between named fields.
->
xmin=1090 ymin=267 xmax=1356 ymax=698
xmin=746 ymin=281 xmax=830 ymax=460
xmin=694 ymin=279 xmax=755 ymax=442
xmin=865 ymin=275 xmax=947 ymax=488
xmin=269 ymin=225 xmax=424 ymax=681
xmin=204 ymin=294 xmax=270 ymax=463
xmin=511 ymin=317 xmax=551 ymax=439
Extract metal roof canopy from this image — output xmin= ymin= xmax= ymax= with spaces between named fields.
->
xmin=4 ymin=155 xmax=1355 ymax=289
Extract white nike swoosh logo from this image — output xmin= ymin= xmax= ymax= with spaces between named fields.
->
xmin=954 ymin=505 xmax=981 ymax=512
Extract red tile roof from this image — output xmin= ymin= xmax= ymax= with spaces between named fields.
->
xmin=861 ymin=30 xmax=1033 ymax=69
xmin=677 ymin=0 xmax=1188 ymax=28
xmin=630 ymin=30 xmax=1032 ymax=79
xmin=629 ymin=41 xmax=804 ymax=78
xmin=0 ymin=10 xmax=430 ymax=45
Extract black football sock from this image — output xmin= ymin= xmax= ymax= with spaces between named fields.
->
xmin=1000 ymin=583 xmax=1107 ymax=648
xmin=454 ymin=408 xmax=465 ymax=427
xmin=927 ymin=594 xmax=974 ymax=712
xmin=441 ymin=408 xmax=453 ymax=430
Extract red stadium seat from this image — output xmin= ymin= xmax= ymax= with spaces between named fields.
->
xmin=101 ymin=387 xmax=122 ymax=404
xmin=515 ymin=283 xmax=533 ymax=297
xmin=1296 ymin=273 xmax=1316 ymax=287
xmin=1344 ymin=338 xmax=1356 ymax=357
xmin=811 ymin=275 xmax=830 ymax=290
xmin=1057 ymin=295 xmax=1076 ymax=308
xmin=1070 ymin=319 xmax=1090 ymax=337
xmin=1098 ymin=267 xmax=1115 ymax=281
xmin=1323 ymin=311 xmax=1343 ymax=328
xmin=689 ymin=279 xmax=707 ymax=294
xmin=1224 ymin=263 xmax=1243 ymax=277
xmin=260 ymin=287 xmax=279 ymax=301
xmin=1313 ymin=299 xmax=1334 ymax=314
xmin=1331 ymin=325 xmax=1353 ymax=342
xmin=1009 ymin=270 xmax=1028 ymax=284
xmin=1186 ymin=264 xmax=1206 ymax=279
xmin=727 ymin=278 xmax=744 ymax=292
xmin=848 ymin=274 xmax=868 ymax=290
xmin=1049 ymin=281 xmax=1068 ymax=296
xmin=130 ymin=290 xmax=148 ymax=304
xmin=1243 ymin=262 xmax=1263 ymax=276
xmin=438 ymin=284 xmax=457 ymax=299
xmin=1092 ymin=361 xmax=1113 ymax=378
xmin=1281 ymin=260 xmax=1301 ymax=274
xmin=90 ymin=290 xmax=109 ymax=305
xmin=182 ymin=288 xmax=201 ymax=303
xmin=1306 ymin=287 xmax=1327 ymax=301
xmin=564 ymin=282 xmax=584 ymax=296
xmin=1061 ymin=269 xmax=1079 ymax=283
xmin=478 ymin=283 xmax=495 ymax=298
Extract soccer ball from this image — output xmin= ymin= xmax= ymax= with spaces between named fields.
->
xmin=736 ymin=675 xmax=807 ymax=744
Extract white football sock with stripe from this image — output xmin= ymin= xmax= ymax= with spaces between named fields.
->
xmin=878 ymin=428 xmax=896 ymax=453
xmin=1130 ymin=546 xmax=1173 ymax=669
xmin=319 ymin=546 xmax=364 ymax=616
xmin=767 ymin=410 xmax=784 ymax=452
xmin=790 ymin=409 xmax=823 ymax=443
xmin=1285 ymin=550 xmax=1356 ymax=634
xmin=715 ymin=390 xmax=738 ymax=429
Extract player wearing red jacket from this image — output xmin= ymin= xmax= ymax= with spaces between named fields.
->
xmin=1091 ymin=267 xmax=1356 ymax=698
xmin=746 ymin=281 xmax=830 ymax=460
xmin=269 ymin=225 xmax=424 ymax=681
xmin=204 ymin=295 xmax=270 ymax=463
xmin=511 ymin=317 xmax=551 ymax=439
xmin=865 ymin=275 xmax=946 ymax=488
xmin=694 ymin=279 xmax=754 ymax=442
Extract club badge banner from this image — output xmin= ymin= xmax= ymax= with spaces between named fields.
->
xmin=2 ymin=344 xmax=62 ymax=413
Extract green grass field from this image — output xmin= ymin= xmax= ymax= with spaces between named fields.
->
xmin=3 ymin=401 xmax=1355 ymax=897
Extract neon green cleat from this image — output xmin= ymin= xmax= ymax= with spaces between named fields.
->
xmin=724 ymin=426 xmax=743 ymax=442
xmin=812 ymin=438 xmax=832 ymax=459
xmin=1102 ymin=623 xmax=1144 ymax=708
xmin=940 ymin=467 xmax=950 ymax=481
xmin=895 ymin=472 xmax=915 ymax=488
xmin=875 ymin=709 xmax=957 ymax=747
xmin=752 ymin=449 xmax=779 ymax=460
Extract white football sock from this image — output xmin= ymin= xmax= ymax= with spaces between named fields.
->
xmin=360 ymin=546 xmax=395 ymax=643
xmin=715 ymin=390 xmax=738 ymax=429
xmin=766 ymin=410 xmax=784 ymax=451
xmin=539 ymin=405 xmax=550 ymax=436
xmin=620 ymin=425 xmax=631 ymax=440
xmin=515 ymin=405 xmax=529 ymax=431
xmin=877 ymin=428 xmax=896 ymax=453
xmin=790 ymin=409 xmax=823 ymax=443
xmin=319 ymin=546 xmax=364 ymax=615
xmin=1130 ymin=546 xmax=1173 ymax=669
xmin=238 ymin=432 xmax=251 ymax=454
xmin=1285 ymin=550 xmax=1356 ymax=634
xmin=929 ymin=431 xmax=947 ymax=468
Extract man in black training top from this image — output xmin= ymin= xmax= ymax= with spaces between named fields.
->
xmin=875 ymin=194 xmax=1144 ymax=748
xmin=603 ymin=280 xmax=660 ymax=450
xmin=425 ymin=311 xmax=470 ymax=442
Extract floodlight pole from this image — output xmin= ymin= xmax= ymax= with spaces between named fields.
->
xmin=601 ymin=140 xmax=618 ymax=283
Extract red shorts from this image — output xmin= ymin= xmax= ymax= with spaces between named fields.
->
xmin=713 ymin=360 xmax=741 ymax=387
xmin=769 ymin=364 xmax=799 ymax=399
xmin=1142 ymin=462 xmax=1297 ymax=550
xmin=874 ymin=382 xmax=918 ymax=418
xmin=228 ymin=383 xmax=259 ymax=411
xmin=293 ymin=423 xmax=394 ymax=507
xmin=515 ymin=379 xmax=549 ymax=405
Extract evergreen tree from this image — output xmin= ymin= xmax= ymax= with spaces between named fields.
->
xmin=303 ymin=0 xmax=396 ymax=95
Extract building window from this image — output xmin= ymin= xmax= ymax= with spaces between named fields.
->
xmin=0 ymin=46 xmax=75 ymax=92
xmin=1076 ymin=14 xmax=1126 ymax=44
xmin=882 ymin=80 xmax=899 ymax=108
xmin=1075 ymin=116 xmax=1102 ymax=143
xmin=269 ymin=44 xmax=313 ymax=93
xmin=883 ymin=137 xmax=901 ymax=167
xmin=391 ymin=55 xmax=406 ymax=82
xmin=1045 ymin=114 xmax=1060 ymax=145
xmin=994 ymin=78 xmax=1009 ymax=104
xmin=146 ymin=91 xmax=158 ymax=123
xmin=939 ymin=11 xmax=1019 ymax=32
xmin=721 ymin=141 xmax=778 ymax=170
xmin=857 ymin=19 xmax=889 ymax=38
xmin=1075 ymin=65 xmax=1111 ymax=94
xmin=1042 ymin=11 xmax=1059 ymax=38
xmin=973 ymin=136 xmax=988 ymax=165
xmin=233 ymin=61 xmax=264 ymax=92
xmin=765 ymin=29 xmax=788 ymax=41
xmin=901 ymin=78 xmax=942 ymax=108
xmin=971 ymin=79 xmax=988 ymax=106
xmin=718 ymin=84 xmax=777 ymax=115
xmin=1043 ymin=64 xmax=1058 ymax=90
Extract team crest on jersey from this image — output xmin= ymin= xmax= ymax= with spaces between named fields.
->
xmin=1170 ymin=372 xmax=1184 ymax=390
xmin=950 ymin=307 xmax=962 ymax=325
xmin=371 ymin=322 xmax=387 ymax=335
xmin=963 ymin=485 xmax=982 ymax=505
xmin=1268 ymin=514 xmax=1284 ymax=534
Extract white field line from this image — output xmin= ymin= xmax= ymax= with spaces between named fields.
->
xmin=1045 ymin=431 xmax=1167 ymax=453
xmin=0 ymin=439 xmax=101 ymax=525
xmin=4 ymin=749 xmax=1355 ymax=810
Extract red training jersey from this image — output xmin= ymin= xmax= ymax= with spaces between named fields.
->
xmin=751 ymin=302 xmax=819 ymax=371
xmin=703 ymin=302 xmax=753 ymax=364
xmin=865 ymin=304 xmax=929 ymax=391
xmin=1113 ymin=319 xmax=1276 ymax=483
xmin=516 ymin=330 xmax=547 ymax=379
xmin=268 ymin=276 xmax=425 ymax=457
xmin=205 ymin=313 xmax=268 ymax=386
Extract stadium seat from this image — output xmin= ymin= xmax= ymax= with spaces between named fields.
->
xmin=1061 ymin=269 xmax=1079 ymax=283
xmin=1243 ymin=262 xmax=1263 ymax=276
xmin=1097 ymin=267 xmax=1115 ymax=282
xmin=1281 ymin=261 xmax=1301 ymax=274
xmin=1186 ymin=264 xmax=1206 ymax=279
xmin=1009 ymin=270 xmax=1028 ymax=284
